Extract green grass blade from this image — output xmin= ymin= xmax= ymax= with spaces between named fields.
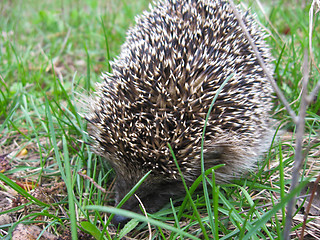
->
xmin=87 ymin=205 xmax=201 ymax=240
xmin=200 ymin=73 xmax=234 ymax=237
xmin=0 ymin=173 xmax=49 ymax=207
xmin=62 ymin=135 xmax=78 ymax=240
xmin=81 ymin=221 xmax=106 ymax=240
xmin=168 ymin=143 xmax=209 ymax=240
xmin=243 ymin=180 xmax=309 ymax=240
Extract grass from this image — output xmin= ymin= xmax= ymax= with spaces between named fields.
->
xmin=0 ymin=0 xmax=319 ymax=239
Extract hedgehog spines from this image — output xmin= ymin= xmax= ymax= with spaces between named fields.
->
xmin=84 ymin=0 xmax=274 ymax=219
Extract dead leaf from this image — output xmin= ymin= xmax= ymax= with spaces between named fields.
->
xmin=0 ymin=191 xmax=13 ymax=211
xmin=0 ymin=214 xmax=12 ymax=225
xmin=12 ymin=224 xmax=58 ymax=240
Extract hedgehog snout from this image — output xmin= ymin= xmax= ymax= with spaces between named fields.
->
xmin=112 ymin=214 xmax=130 ymax=228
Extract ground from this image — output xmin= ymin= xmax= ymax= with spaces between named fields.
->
xmin=0 ymin=0 xmax=320 ymax=239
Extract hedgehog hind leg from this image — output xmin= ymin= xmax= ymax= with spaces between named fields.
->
xmin=203 ymin=144 xmax=261 ymax=182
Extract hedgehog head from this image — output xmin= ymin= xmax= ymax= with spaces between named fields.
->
xmin=86 ymin=71 xmax=202 ymax=215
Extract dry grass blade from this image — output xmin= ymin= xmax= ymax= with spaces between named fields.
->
xmin=308 ymin=0 xmax=320 ymax=102
xmin=134 ymin=194 xmax=152 ymax=240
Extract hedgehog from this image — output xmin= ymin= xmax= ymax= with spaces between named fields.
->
xmin=84 ymin=0 xmax=274 ymax=226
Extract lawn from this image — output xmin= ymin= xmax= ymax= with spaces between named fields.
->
xmin=0 ymin=0 xmax=320 ymax=239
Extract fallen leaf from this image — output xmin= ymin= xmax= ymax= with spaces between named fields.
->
xmin=12 ymin=223 xmax=58 ymax=240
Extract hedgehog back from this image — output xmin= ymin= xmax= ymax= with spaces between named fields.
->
xmin=86 ymin=0 xmax=273 ymax=195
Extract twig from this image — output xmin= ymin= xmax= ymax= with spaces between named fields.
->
xmin=77 ymin=169 xmax=107 ymax=194
xmin=219 ymin=194 xmax=311 ymax=221
xmin=228 ymin=0 xmax=298 ymax=124
xmin=283 ymin=49 xmax=309 ymax=239
xmin=299 ymin=174 xmax=320 ymax=239
xmin=228 ymin=1 xmax=320 ymax=238
xmin=283 ymin=1 xmax=320 ymax=237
